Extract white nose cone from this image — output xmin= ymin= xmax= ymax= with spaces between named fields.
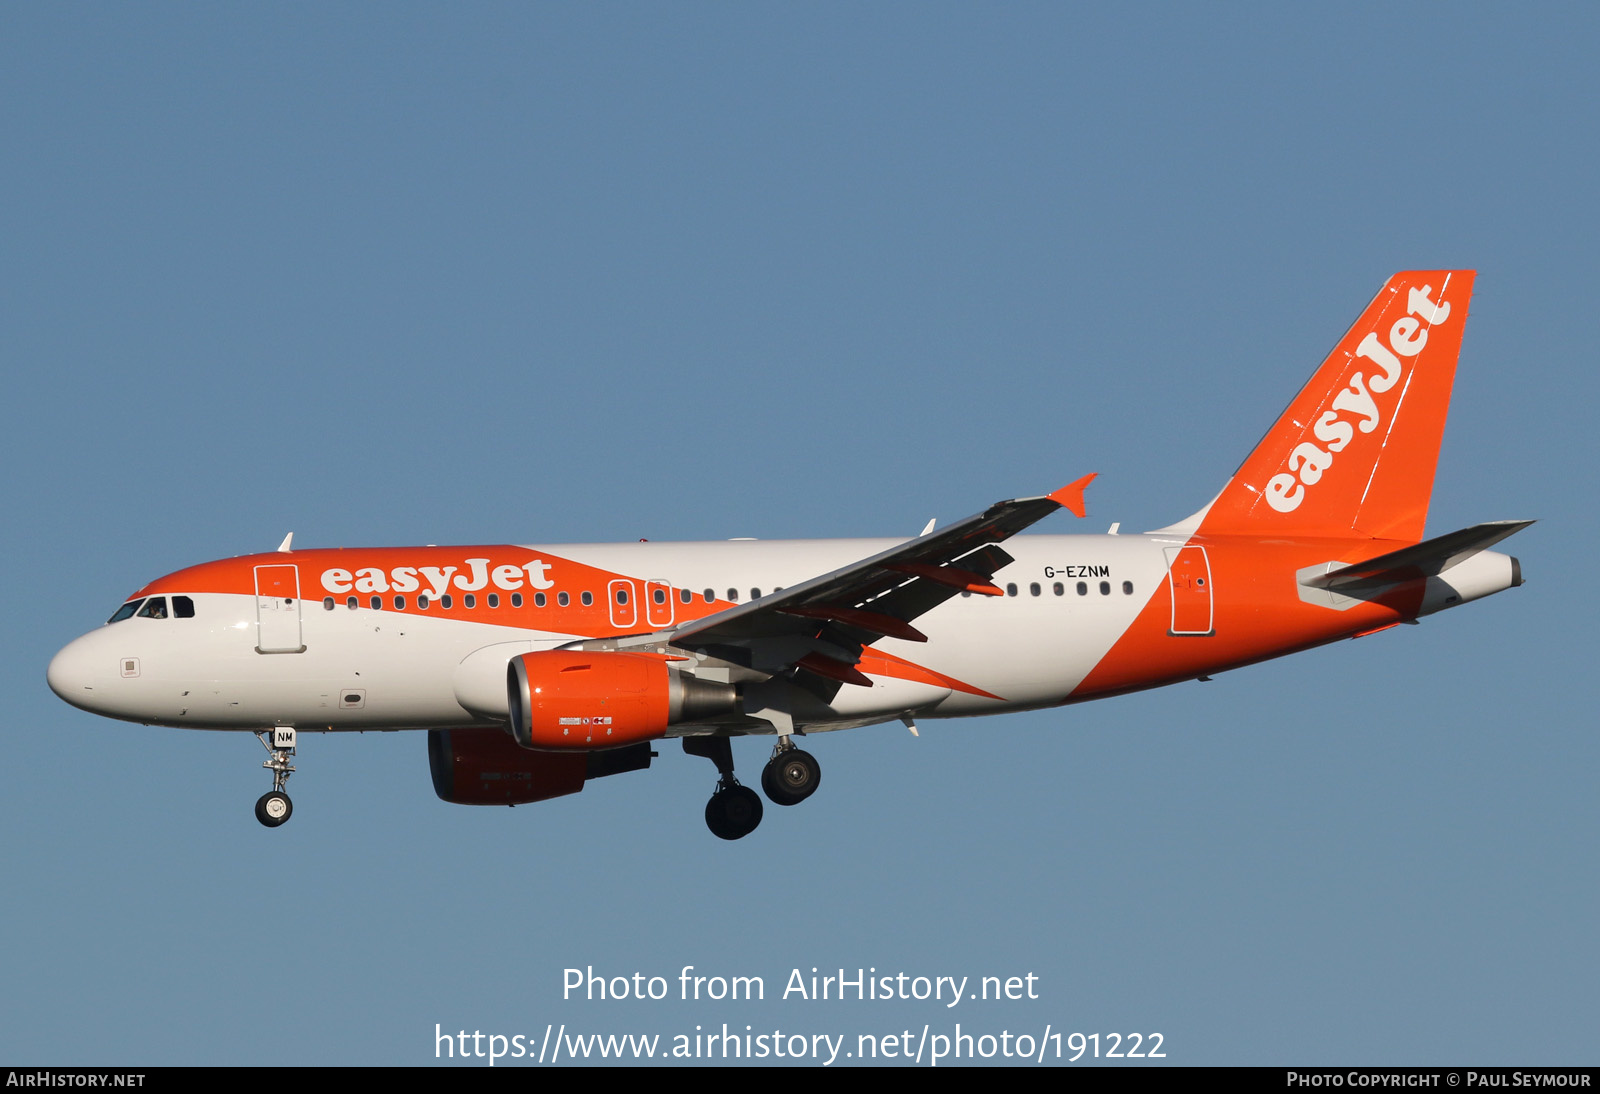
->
xmin=47 ymin=634 xmax=104 ymax=712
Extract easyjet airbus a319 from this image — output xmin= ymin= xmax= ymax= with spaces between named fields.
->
xmin=49 ymin=271 xmax=1528 ymax=839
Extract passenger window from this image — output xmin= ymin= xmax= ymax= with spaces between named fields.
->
xmin=441 ymin=595 xmax=453 ymax=609
xmin=464 ymin=594 xmax=476 ymax=608
xmin=347 ymin=596 xmax=358 ymax=610
xmin=750 ymin=588 xmax=761 ymax=600
xmin=1029 ymin=583 xmax=1041 ymax=597
xmin=1077 ymin=582 xmax=1087 ymax=596
xmin=514 ymin=593 xmax=526 ymax=608
xmin=653 ymin=589 xmax=666 ymax=604
xmin=616 ymin=589 xmax=628 ymax=605
xmin=680 ymin=588 xmax=691 ymax=604
xmin=136 ymin=597 xmax=168 ymax=620
xmin=370 ymin=596 xmax=381 ymax=610
xmin=323 ymin=597 xmax=335 ymax=611
xmin=1099 ymin=581 xmax=1111 ymax=596
xmin=488 ymin=593 xmax=500 ymax=608
xmin=1053 ymin=582 xmax=1064 ymax=596
xmin=394 ymin=595 xmax=406 ymax=609
xmin=1005 ymin=583 xmax=1017 ymax=597
xmin=558 ymin=592 xmax=570 ymax=607
xmin=961 ymin=590 xmax=971 ymax=598
xmin=418 ymin=595 xmax=430 ymax=609
xmin=108 ymin=599 xmax=144 ymax=624
xmin=1123 ymin=581 xmax=1134 ymax=595
xmin=704 ymin=589 xmax=714 ymax=602
xmin=727 ymin=589 xmax=738 ymax=602
xmin=581 ymin=591 xmax=593 ymax=606
xmin=173 ymin=596 xmax=195 ymax=618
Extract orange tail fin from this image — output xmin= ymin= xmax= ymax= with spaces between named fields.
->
xmin=1193 ymin=270 xmax=1475 ymax=542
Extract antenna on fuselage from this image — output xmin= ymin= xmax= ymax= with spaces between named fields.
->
xmin=276 ymin=532 xmax=294 ymax=553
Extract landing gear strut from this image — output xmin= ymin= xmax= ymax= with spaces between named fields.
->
xmin=761 ymin=738 xmax=821 ymax=806
xmin=682 ymin=736 xmax=763 ymax=840
xmin=255 ymin=728 xmax=296 ymax=828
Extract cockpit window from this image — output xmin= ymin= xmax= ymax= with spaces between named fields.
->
xmin=173 ymin=596 xmax=195 ymax=618
xmin=108 ymin=599 xmax=144 ymax=624
xmin=136 ymin=597 xmax=169 ymax=620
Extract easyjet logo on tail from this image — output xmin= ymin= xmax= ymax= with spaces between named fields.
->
xmin=1264 ymin=283 xmax=1452 ymax=514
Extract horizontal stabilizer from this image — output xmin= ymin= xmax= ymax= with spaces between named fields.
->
xmin=1305 ymin=520 xmax=1534 ymax=592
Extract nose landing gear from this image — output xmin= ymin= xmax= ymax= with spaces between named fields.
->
xmin=255 ymin=728 xmax=296 ymax=828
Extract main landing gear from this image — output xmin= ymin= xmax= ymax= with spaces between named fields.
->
xmin=761 ymin=738 xmax=821 ymax=807
xmin=683 ymin=735 xmax=824 ymax=839
xmin=683 ymin=737 xmax=763 ymax=840
xmin=254 ymin=728 xmax=296 ymax=828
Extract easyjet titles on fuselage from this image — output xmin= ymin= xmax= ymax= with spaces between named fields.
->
xmin=320 ymin=558 xmax=555 ymax=599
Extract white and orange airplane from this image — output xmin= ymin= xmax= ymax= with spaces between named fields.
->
xmin=48 ymin=270 xmax=1528 ymax=839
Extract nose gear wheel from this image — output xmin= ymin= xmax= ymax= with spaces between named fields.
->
xmin=255 ymin=729 xmax=296 ymax=828
xmin=255 ymin=790 xmax=293 ymax=827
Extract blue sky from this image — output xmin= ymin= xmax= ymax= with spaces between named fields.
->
xmin=3 ymin=5 xmax=1594 ymax=1065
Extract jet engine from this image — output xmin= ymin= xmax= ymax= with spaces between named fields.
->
xmin=506 ymin=650 xmax=738 ymax=750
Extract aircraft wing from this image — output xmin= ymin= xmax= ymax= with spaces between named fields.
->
xmin=667 ymin=474 xmax=1095 ymax=688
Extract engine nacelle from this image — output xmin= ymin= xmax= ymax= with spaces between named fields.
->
xmin=427 ymin=728 xmax=652 ymax=806
xmin=506 ymin=650 xmax=738 ymax=751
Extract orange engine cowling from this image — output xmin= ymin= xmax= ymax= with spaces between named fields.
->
xmin=427 ymin=728 xmax=652 ymax=805
xmin=506 ymin=650 xmax=738 ymax=751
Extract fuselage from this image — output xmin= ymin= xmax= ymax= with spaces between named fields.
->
xmin=46 ymin=530 xmax=1520 ymax=737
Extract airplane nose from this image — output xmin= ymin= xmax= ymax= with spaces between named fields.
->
xmin=48 ymin=634 xmax=103 ymax=711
